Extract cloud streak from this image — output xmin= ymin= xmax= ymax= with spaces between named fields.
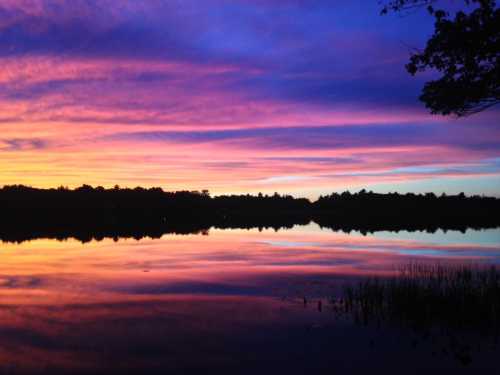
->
xmin=0 ymin=0 xmax=498 ymax=195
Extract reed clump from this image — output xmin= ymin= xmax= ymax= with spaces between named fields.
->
xmin=339 ymin=263 xmax=500 ymax=333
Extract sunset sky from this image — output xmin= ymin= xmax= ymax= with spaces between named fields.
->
xmin=1 ymin=0 xmax=499 ymax=198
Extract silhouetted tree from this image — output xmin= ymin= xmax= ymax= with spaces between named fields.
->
xmin=382 ymin=0 xmax=500 ymax=116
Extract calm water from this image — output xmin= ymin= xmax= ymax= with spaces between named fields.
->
xmin=1 ymin=224 xmax=499 ymax=374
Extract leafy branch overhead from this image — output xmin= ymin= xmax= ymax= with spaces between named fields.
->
xmin=382 ymin=0 xmax=500 ymax=117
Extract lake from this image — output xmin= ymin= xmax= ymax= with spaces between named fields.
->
xmin=1 ymin=224 xmax=499 ymax=374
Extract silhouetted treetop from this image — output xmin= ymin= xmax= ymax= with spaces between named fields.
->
xmin=382 ymin=0 xmax=500 ymax=117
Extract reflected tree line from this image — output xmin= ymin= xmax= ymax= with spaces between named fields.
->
xmin=0 ymin=185 xmax=498 ymax=243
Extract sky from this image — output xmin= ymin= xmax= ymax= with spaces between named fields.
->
xmin=0 ymin=0 xmax=499 ymax=198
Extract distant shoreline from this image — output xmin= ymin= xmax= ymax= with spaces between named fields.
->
xmin=1 ymin=185 xmax=499 ymax=243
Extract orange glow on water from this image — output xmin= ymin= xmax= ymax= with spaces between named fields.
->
xmin=0 ymin=224 xmax=498 ymax=372
xmin=0 ymin=225 xmax=498 ymax=305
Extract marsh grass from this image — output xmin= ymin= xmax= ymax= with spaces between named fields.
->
xmin=338 ymin=263 xmax=500 ymax=332
xmin=331 ymin=263 xmax=500 ymax=364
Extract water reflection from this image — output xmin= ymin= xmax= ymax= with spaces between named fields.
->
xmin=0 ymin=224 xmax=499 ymax=373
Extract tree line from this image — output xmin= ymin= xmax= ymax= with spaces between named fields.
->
xmin=0 ymin=185 xmax=498 ymax=242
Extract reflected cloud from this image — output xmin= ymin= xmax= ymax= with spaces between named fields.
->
xmin=0 ymin=225 xmax=498 ymax=373
xmin=0 ymin=225 xmax=498 ymax=303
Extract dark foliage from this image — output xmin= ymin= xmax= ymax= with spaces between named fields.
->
xmin=314 ymin=189 xmax=500 ymax=233
xmin=382 ymin=0 xmax=500 ymax=116
xmin=0 ymin=185 xmax=498 ymax=242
